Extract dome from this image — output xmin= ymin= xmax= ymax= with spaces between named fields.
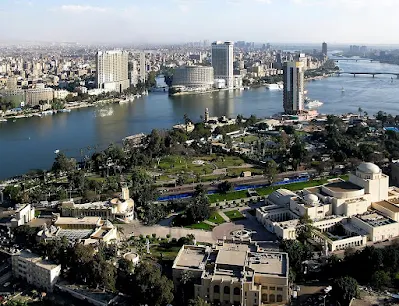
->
xmin=304 ymin=193 xmax=319 ymax=205
xmin=357 ymin=162 xmax=380 ymax=174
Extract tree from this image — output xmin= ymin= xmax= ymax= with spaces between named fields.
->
xmin=130 ymin=262 xmax=174 ymax=306
xmin=264 ymin=160 xmax=278 ymax=184
xmin=186 ymin=194 xmax=211 ymax=224
xmin=331 ymin=276 xmax=358 ymax=306
xmin=176 ymin=270 xmax=195 ymax=305
xmin=194 ymin=184 xmax=206 ymax=197
xmin=217 ymin=180 xmax=233 ymax=194
xmin=189 ymin=297 xmax=209 ymax=306
xmin=371 ymin=270 xmax=391 ymax=290
xmin=52 ymin=153 xmax=76 ymax=175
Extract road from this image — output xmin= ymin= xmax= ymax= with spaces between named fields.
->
xmin=159 ymin=170 xmax=316 ymax=196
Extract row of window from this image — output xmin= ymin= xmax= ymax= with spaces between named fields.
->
xmin=213 ymin=285 xmax=240 ymax=295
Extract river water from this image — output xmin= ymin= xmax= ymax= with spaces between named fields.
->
xmin=1 ymin=59 xmax=399 ymax=180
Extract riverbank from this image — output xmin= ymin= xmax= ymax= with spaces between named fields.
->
xmin=169 ymin=87 xmax=238 ymax=97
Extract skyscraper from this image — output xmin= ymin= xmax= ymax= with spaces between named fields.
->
xmin=322 ymin=42 xmax=328 ymax=56
xmin=139 ymin=52 xmax=146 ymax=83
xmin=96 ymin=50 xmax=129 ymax=93
xmin=283 ymin=62 xmax=304 ymax=114
xmin=211 ymin=41 xmax=234 ymax=89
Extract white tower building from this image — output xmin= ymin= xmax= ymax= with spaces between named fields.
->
xmin=211 ymin=41 xmax=234 ymax=89
xmin=96 ymin=50 xmax=129 ymax=93
xmin=283 ymin=61 xmax=304 ymax=114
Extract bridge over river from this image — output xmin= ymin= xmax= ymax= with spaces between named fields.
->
xmin=334 ymin=58 xmax=375 ymax=62
xmin=335 ymin=71 xmax=399 ymax=78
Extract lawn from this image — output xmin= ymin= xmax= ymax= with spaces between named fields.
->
xmin=207 ymin=211 xmax=226 ymax=225
xmin=208 ymin=190 xmax=249 ymax=203
xmin=186 ymin=222 xmax=214 ymax=231
xmin=226 ymin=167 xmax=263 ymax=177
xmin=224 ymin=210 xmax=245 ymax=221
xmin=213 ymin=156 xmax=245 ymax=168
xmin=237 ymin=135 xmax=259 ymax=144
xmin=149 ymin=245 xmax=181 ymax=261
xmin=156 ymin=155 xmax=214 ymax=175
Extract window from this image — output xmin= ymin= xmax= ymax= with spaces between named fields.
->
xmin=270 ymin=286 xmax=276 ymax=291
xmin=277 ymin=295 xmax=283 ymax=302
xmin=234 ymin=287 xmax=240 ymax=295
xmin=277 ymin=287 xmax=283 ymax=291
xmin=262 ymin=294 xmax=268 ymax=302
xmin=214 ymin=285 xmax=220 ymax=294
xmin=269 ymin=294 xmax=275 ymax=303
xmin=224 ymin=286 xmax=230 ymax=294
xmin=263 ymin=286 xmax=268 ymax=290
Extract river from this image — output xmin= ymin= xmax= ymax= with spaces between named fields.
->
xmin=1 ymin=59 xmax=399 ymax=180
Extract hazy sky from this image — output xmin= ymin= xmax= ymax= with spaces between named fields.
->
xmin=1 ymin=0 xmax=398 ymax=44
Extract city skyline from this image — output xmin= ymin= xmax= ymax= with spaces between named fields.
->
xmin=1 ymin=0 xmax=399 ymax=44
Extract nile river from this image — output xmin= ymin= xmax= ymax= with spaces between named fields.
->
xmin=1 ymin=59 xmax=399 ymax=180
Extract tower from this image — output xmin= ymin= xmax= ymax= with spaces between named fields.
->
xmin=283 ymin=62 xmax=305 ymax=114
xmin=96 ymin=50 xmax=129 ymax=93
xmin=204 ymin=108 xmax=209 ymax=122
xmin=211 ymin=41 xmax=234 ymax=89
xmin=322 ymin=42 xmax=328 ymax=56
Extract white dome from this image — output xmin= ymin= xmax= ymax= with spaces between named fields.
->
xmin=357 ymin=162 xmax=380 ymax=174
xmin=304 ymin=194 xmax=319 ymax=205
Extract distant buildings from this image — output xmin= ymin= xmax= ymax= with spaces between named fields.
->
xmin=96 ymin=50 xmax=129 ymax=93
xmin=322 ymin=42 xmax=328 ymax=56
xmin=25 ymin=87 xmax=54 ymax=106
xmin=172 ymin=66 xmax=214 ymax=89
xmin=283 ymin=61 xmax=304 ymax=114
xmin=173 ymin=240 xmax=289 ymax=306
xmin=12 ymin=251 xmax=61 ymax=292
xmin=212 ymin=41 xmax=234 ymax=89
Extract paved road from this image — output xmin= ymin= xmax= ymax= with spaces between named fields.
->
xmin=160 ymin=170 xmax=316 ymax=195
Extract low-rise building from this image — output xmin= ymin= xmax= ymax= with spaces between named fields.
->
xmin=172 ymin=240 xmax=289 ymax=306
xmin=11 ymin=204 xmax=35 ymax=227
xmin=12 ymin=251 xmax=61 ymax=292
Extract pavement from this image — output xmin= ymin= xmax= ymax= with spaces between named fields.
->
xmin=218 ymin=211 xmax=230 ymax=222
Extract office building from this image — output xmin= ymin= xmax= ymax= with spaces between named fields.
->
xmin=212 ymin=41 xmax=234 ymax=89
xmin=139 ymin=52 xmax=146 ymax=83
xmin=25 ymin=88 xmax=54 ymax=106
xmin=322 ymin=42 xmax=328 ymax=56
xmin=96 ymin=50 xmax=129 ymax=93
xmin=283 ymin=62 xmax=304 ymax=114
xmin=172 ymin=66 xmax=214 ymax=89
xmin=12 ymin=251 xmax=61 ymax=292
xmin=173 ymin=240 xmax=289 ymax=306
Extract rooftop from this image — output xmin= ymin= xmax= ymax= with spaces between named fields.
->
xmin=173 ymin=246 xmax=208 ymax=270
xmin=357 ymin=211 xmax=396 ymax=227
xmin=324 ymin=181 xmax=363 ymax=193
xmin=17 ymin=251 xmax=60 ymax=270
xmin=374 ymin=200 xmax=399 ymax=213
xmin=215 ymin=248 xmax=247 ymax=267
xmin=248 ymin=252 xmax=287 ymax=276
xmin=54 ymin=217 xmax=101 ymax=227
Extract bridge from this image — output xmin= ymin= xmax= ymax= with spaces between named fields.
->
xmin=334 ymin=58 xmax=374 ymax=62
xmin=335 ymin=72 xmax=399 ymax=78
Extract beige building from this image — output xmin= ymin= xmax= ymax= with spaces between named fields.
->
xmin=96 ymin=50 xmax=129 ymax=93
xmin=25 ymin=87 xmax=54 ymax=106
xmin=11 ymin=204 xmax=35 ymax=227
xmin=173 ymin=240 xmax=289 ymax=306
xmin=61 ymin=187 xmax=134 ymax=222
xmin=12 ymin=251 xmax=61 ymax=292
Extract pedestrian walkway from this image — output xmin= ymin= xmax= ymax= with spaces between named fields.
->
xmin=203 ymin=220 xmax=217 ymax=227
xmin=218 ymin=211 xmax=231 ymax=222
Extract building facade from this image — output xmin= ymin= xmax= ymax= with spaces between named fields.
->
xmin=173 ymin=240 xmax=289 ymax=306
xmin=172 ymin=66 xmax=214 ymax=89
xmin=25 ymin=88 xmax=54 ymax=106
xmin=212 ymin=41 xmax=234 ymax=89
xmin=12 ymin=251 xmax=61 ymax=292
xmin=96 ymin=50 xmax=129 ymax=93
xmin=283 ymin=62 xmax=304 ymax=114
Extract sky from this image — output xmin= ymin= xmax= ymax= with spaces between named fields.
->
xmin=1 ymin=0 xmax=399 ymax=44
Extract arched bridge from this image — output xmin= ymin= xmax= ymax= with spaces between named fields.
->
xmin=334 ymin=58 xmax=374 ymax=62
xmin=335 ymin=72 xmax=399 ymax=78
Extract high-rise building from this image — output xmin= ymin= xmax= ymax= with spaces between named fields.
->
xmin=139 ymin=52 xmax=146 ymax=83
xmin=96 ymin=50 xmax=129 ymax=93
xmin=211 ymin=41 xmax=234 ymax=89
xmin=283 ymin=62 xmax=304 ymax=114
xmin=322 ymin=42 xmax=328 ymax=56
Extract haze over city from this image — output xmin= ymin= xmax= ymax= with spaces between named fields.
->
xmin=1 ymin=0 xmax=399 ymax=44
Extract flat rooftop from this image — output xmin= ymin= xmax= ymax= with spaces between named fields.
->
xmin=357 ymin=212 xmax=396 ymax=227
xmin=374 ymin=200 xmax=399 ymax=213
xmin=17 ymin=251 xmax=59 ymax=270
xmin=54 ymin=217 xmax=101 ymax=226
xmin=174 ymin=246 xmax=208 ymax=270
xmin=216 ymin=249 xmax=247 ymax=267
xmin=248 ymin=252 xmax=287 ymax=276
xmin=324 ymin=181 xmax=363 ymax=193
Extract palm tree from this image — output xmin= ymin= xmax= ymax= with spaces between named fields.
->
xmin=358 ymin=107 xmax=363 ymax=117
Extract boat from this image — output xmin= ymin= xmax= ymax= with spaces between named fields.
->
xmin=54 ymin=149 xmax=60 ymax=154
xmin=243 ymin=86 xmax=250 ymax=90
xmin=41 ymin=110 xmax=54 ymax=115
xmin=305 ymin=99 xmax=323 ymax=109
xmin=96 ymin=107 xmax=114 ymax=117
xmin=59 ymin=109 xmax=71 ymax=113
xmin=341 ymin=87 xmax=345 ymax=93
xmin=0 ymin=118 xmax=7 ymax=122
xmin=265 ymin=84 xmax=281 ymax=90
